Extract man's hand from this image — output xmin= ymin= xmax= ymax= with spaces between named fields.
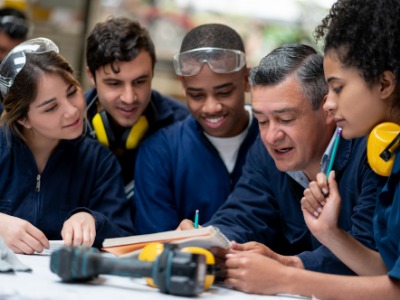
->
xmin=177 ymin=218 xmax=202 ymax=230
xmin=229 ymin=241 xmax=304 ymax=269
xmin=225 ymin=252 xmax=290 ymax=294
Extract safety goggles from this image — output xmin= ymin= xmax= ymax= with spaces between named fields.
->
xmin=0 ymin=15 xmax=29 ymax=39
xmin=0 ymin=37 xmax=59 ymax=98
xmin=173 ymin=47 xmax=246 ymax=76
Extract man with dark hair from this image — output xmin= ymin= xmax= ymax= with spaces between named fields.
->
xmin=180 ymin=43 xmax=382 ymax=275
xmin=85 ymin=17 xmax=189 ymax=199
xmin=0 ymin=7 xmax=29 ymax=62
xmin=133 ymin=23 xmax=259 ymax=233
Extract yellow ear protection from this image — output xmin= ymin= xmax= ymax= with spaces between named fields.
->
xmin=50 ymin=244 xmax=212 ymax=297
xmin=91 ymin=110 xmax=149 ymax=149
xmin=139 ymin=242 xmax=215 ymax=290
xmin=367 ymin=122 xmax=400 ymax=176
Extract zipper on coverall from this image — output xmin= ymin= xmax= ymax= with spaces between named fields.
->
xmin=36 ymin=174 xmax=41 ymax=192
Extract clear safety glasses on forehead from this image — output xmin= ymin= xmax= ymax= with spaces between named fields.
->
xmin=0 ymin=37 xmax=59 ymax=98
xmin=173 ymin=47 xmax=246 ymax=76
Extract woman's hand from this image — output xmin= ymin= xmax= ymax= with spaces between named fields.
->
xmin=62 ymin=212 xmax=96 ymax=247
xmin=301 ymin=171 xmax=342 ymax=244
xmin=0 ymin=213 xmax=49 ymax=254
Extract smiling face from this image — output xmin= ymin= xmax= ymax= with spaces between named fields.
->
xmin=252 ymin=75 xmax=333 ymax=178
xmin=323 ymin=52 xmax=394 ymax=140
xmin=87 ymin=50 xmax=153 ymax=129
xmin=21 ymin=73 xmax=85 ymax=142
xmin=180 ymin=64 xmax=250 ymax=137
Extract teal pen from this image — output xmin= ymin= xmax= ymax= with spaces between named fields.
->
xmin=194 ymin=210 xmax=199 ymax=229
xmin=325 ymin=127 xmax=342 ymax=177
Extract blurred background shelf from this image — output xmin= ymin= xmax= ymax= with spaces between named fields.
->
xmin=0 ymin=0 xmax=335 ymax=102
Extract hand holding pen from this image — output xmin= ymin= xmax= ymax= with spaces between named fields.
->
xmin=301 ymin=127 xmax=342 ymax=219
xmin=301 ymin=171 xmax=343 ymax=245
xmin=177 ymin=210 xmax=201 ymax=230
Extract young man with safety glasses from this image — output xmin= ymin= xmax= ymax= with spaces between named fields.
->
xmin=133 ymin=23 xmax=259 ymax=234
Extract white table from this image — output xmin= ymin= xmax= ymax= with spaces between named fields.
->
xmin=0 ymin=254 xmax=309 ymax=300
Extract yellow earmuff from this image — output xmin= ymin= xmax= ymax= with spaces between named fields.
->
xmin=138 ymin=242 xmax=215 ymax=290
xmin=367 ymin=122 xmax=400 ymax=176
xmin=125 ymin=115 xmax=149 ymax=149
xmin=180 ymin=246 xmax=216 ymax=289
xmin=92 ymin=112 xmax=110 ymax=147
xmin=91 ymin=110 xmax=149 ymax=149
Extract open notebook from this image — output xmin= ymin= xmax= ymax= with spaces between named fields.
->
xmin=102 ymin=226 xmax=232 ymax=256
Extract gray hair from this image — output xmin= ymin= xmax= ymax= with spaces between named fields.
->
xmin=249 ymin=43 xmax=327 ymax=110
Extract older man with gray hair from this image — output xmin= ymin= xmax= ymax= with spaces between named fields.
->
xmin=180 ymin=43 xmax=381 ymax=276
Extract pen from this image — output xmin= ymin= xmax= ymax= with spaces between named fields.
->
xmin=325 ymin=127 xmax=342 ymax=177
xmin=194 ymin=210 xmax=199 ymax=229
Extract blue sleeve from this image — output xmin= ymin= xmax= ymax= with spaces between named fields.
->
xmin=133 ymin=130 xmax=179 ymax=234
xmin=206 ymin=137 xmax=283 ymax=245
xmin=207 ymin=137 xmax=379 ymax=275
xmin=84 ymin=146 xmax=135 ymax=248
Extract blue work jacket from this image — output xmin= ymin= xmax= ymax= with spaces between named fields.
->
xmin=85 ymin=88 xmax=189 ymax=189
xmin=374 ymin=153 xmax=400 ymax=279
xmin=134 ymin=114 xmax=259 ymax=234
xmin=207 ymin=135 xmax=382 ymax=275
xmin=0 ymin=129 xmax=135 ymax=247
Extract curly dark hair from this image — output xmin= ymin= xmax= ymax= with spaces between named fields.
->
xmin=86 ymin=17 xmax=156 ymax=79
xmin=314 ymin=0 xmax=400 ymax=89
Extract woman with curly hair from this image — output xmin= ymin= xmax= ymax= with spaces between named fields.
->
xmin=224 ymin=0 xmax=400 ymax=298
